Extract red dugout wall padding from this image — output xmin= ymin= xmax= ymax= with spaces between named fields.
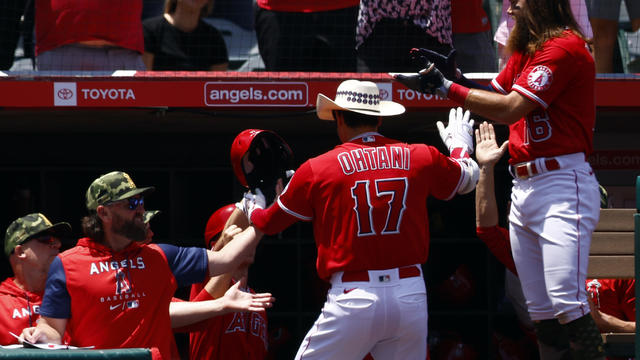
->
xmin=1 ymin=72 xmax=639 ymax=109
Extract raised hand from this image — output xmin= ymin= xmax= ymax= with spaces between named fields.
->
xmin=474 ymin=121 xmax=508 ymax=167
xmin=222 ymin=278 xmax=275 ymax=313
xmin=437 ymin=107 xmax=475 ymax=156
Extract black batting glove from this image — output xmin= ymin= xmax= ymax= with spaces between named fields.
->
xmin=393 ymin=62 xmax=452 ymax=97
xmin=410 ymin=47 xmax=460 ymax=80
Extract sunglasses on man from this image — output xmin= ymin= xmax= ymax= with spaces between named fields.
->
xmin=107 ymin=197 xmax=145 ymax=210
xmin=10 ymin=235 xmax=59 ymax=254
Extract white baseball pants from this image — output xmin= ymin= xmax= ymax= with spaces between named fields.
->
xmin=509 ymin=154 xmax=600 ymax=324
xmin=295 ymin=266 xmax=428 ymax=360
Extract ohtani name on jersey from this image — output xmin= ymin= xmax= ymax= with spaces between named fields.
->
xmin=337 ymin=146 xmax=410 ymax=175
xmin=12 ymin=305 xmax=39 ymax=319
xmin=89 ymin=257 xmax=146 ymax=275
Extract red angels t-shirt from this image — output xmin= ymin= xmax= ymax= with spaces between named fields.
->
xmin=255 ymin=133 xmax=464 ymax=280
xmin=491 ymin=31 xmax=595 ymax=164
xmin=185 ymin=281 xmax=268 ymax=360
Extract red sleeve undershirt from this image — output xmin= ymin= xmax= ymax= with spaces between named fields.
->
xmin=476 ymin=225 xmax=517 ymax=275
xmin=251 ymin=202 xmax=300 ymax=235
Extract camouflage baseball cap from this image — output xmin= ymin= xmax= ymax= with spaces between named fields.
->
xmin=143 ymin=210 xmax=161 ymax=224
xmin=86 ymin=171 xmax=155 ymax=211
xmin=4 ymin=213 xmax=72 ymax=256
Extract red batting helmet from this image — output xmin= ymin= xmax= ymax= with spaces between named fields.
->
xmin=230 ymin=129 xmax=293 ymax=203
xmin=204 ymin=204 xmax=236 ymax=248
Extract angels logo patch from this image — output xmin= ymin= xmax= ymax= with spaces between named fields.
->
xmin=527 ymin=66 xmax=553 ymax=91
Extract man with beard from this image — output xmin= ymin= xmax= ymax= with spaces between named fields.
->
xmin=395 ymin=0 xmax=603 ymax=359
xmin=20 ymin=171 xmax=266 ymax=359
xmin=0 ymin=213 xmax=71 ymax=345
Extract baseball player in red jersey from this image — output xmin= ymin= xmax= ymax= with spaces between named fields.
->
xmin=20 ymin=171 xmax=263 ymax=360
xmin=396 ymin=0 xmax=603 ymax=358
xmin=238 ymin=79 xmax=479 ymax=359
xmin=187 ymin=204 xmax=269 ymax=360
xmin=474 ymin=122 xmax=618 ymax=359
xmin=0 ymin=213 xmax=70 ymax=345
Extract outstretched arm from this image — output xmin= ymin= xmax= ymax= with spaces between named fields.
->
xmin=205 ymin=224 xmax=243 ymax=299
xmin=474 ymin=121 xmax=509 ymax=228
xmin=206 ymin=226 xmax=262 ymax=277
xmin=463 ymin=89 xmax=537 ymax=125
xmin=394 ymin=63 xmax=538 ymax=124
xmin=170 ymin=279 xmax=274 ymax=328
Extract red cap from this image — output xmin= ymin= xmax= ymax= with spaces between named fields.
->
xmin=203 ymin=204 xmax=236 ymax=248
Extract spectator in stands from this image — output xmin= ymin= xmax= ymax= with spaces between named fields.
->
xmin=20 ymin=171 xmax=263 ymax=359
xmin=451 ymin=0 xmax=497 ymax=73
xmin=494 ymin=0 xmax=593 ymax=70
xmin=254 ymin=0 xmax=359 ymax=72
xmin=0 ymin=213 xmax=71 ymax=345
xmin=143 ymin=0 xmax=229 ymax=71
xmin=35 ymin=0 xmax=146 ymax=71
xmin=587 ymin=0 xmax=640 ymax=73
xmin=356 ymin=0 xmax=452 ymax=72
xmin=186 ymin=204 xmax=268 ymax=359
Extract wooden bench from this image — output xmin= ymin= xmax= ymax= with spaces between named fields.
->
xmin=587 ymin=176 xmax=640 ymax=358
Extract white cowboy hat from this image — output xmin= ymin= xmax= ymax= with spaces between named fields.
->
xmin=316 ymin=80 xmax=405 ymax=121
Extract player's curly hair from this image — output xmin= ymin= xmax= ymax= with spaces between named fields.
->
xmin=81 ymin=213 xmax=105 ymax=243
xmin=333 ymin=110 xmax=380 ymax=128
xmin=507 ymin=0 xmax=588 ymax=55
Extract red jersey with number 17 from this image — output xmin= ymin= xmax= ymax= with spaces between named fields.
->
xmin=490 ymin=30 xmax=595 ymax=164
xmin=257 ymin=133 xmax=464 ymax=280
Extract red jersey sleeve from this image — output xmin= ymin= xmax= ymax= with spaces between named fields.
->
xmin=476 ymin=225 xmax=517 ymax=275
xmin=250 ymin=160 xmax=315 ymax=234
xmin=422 ymin=145 xmax=465 ymax=201
xmin=512 ymin=42 xmax=575 ymax=109
xmin=491 ymin=52 xmax=521 ymax=94
xmin=276 ymin=161 xmax=315 ymax=219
